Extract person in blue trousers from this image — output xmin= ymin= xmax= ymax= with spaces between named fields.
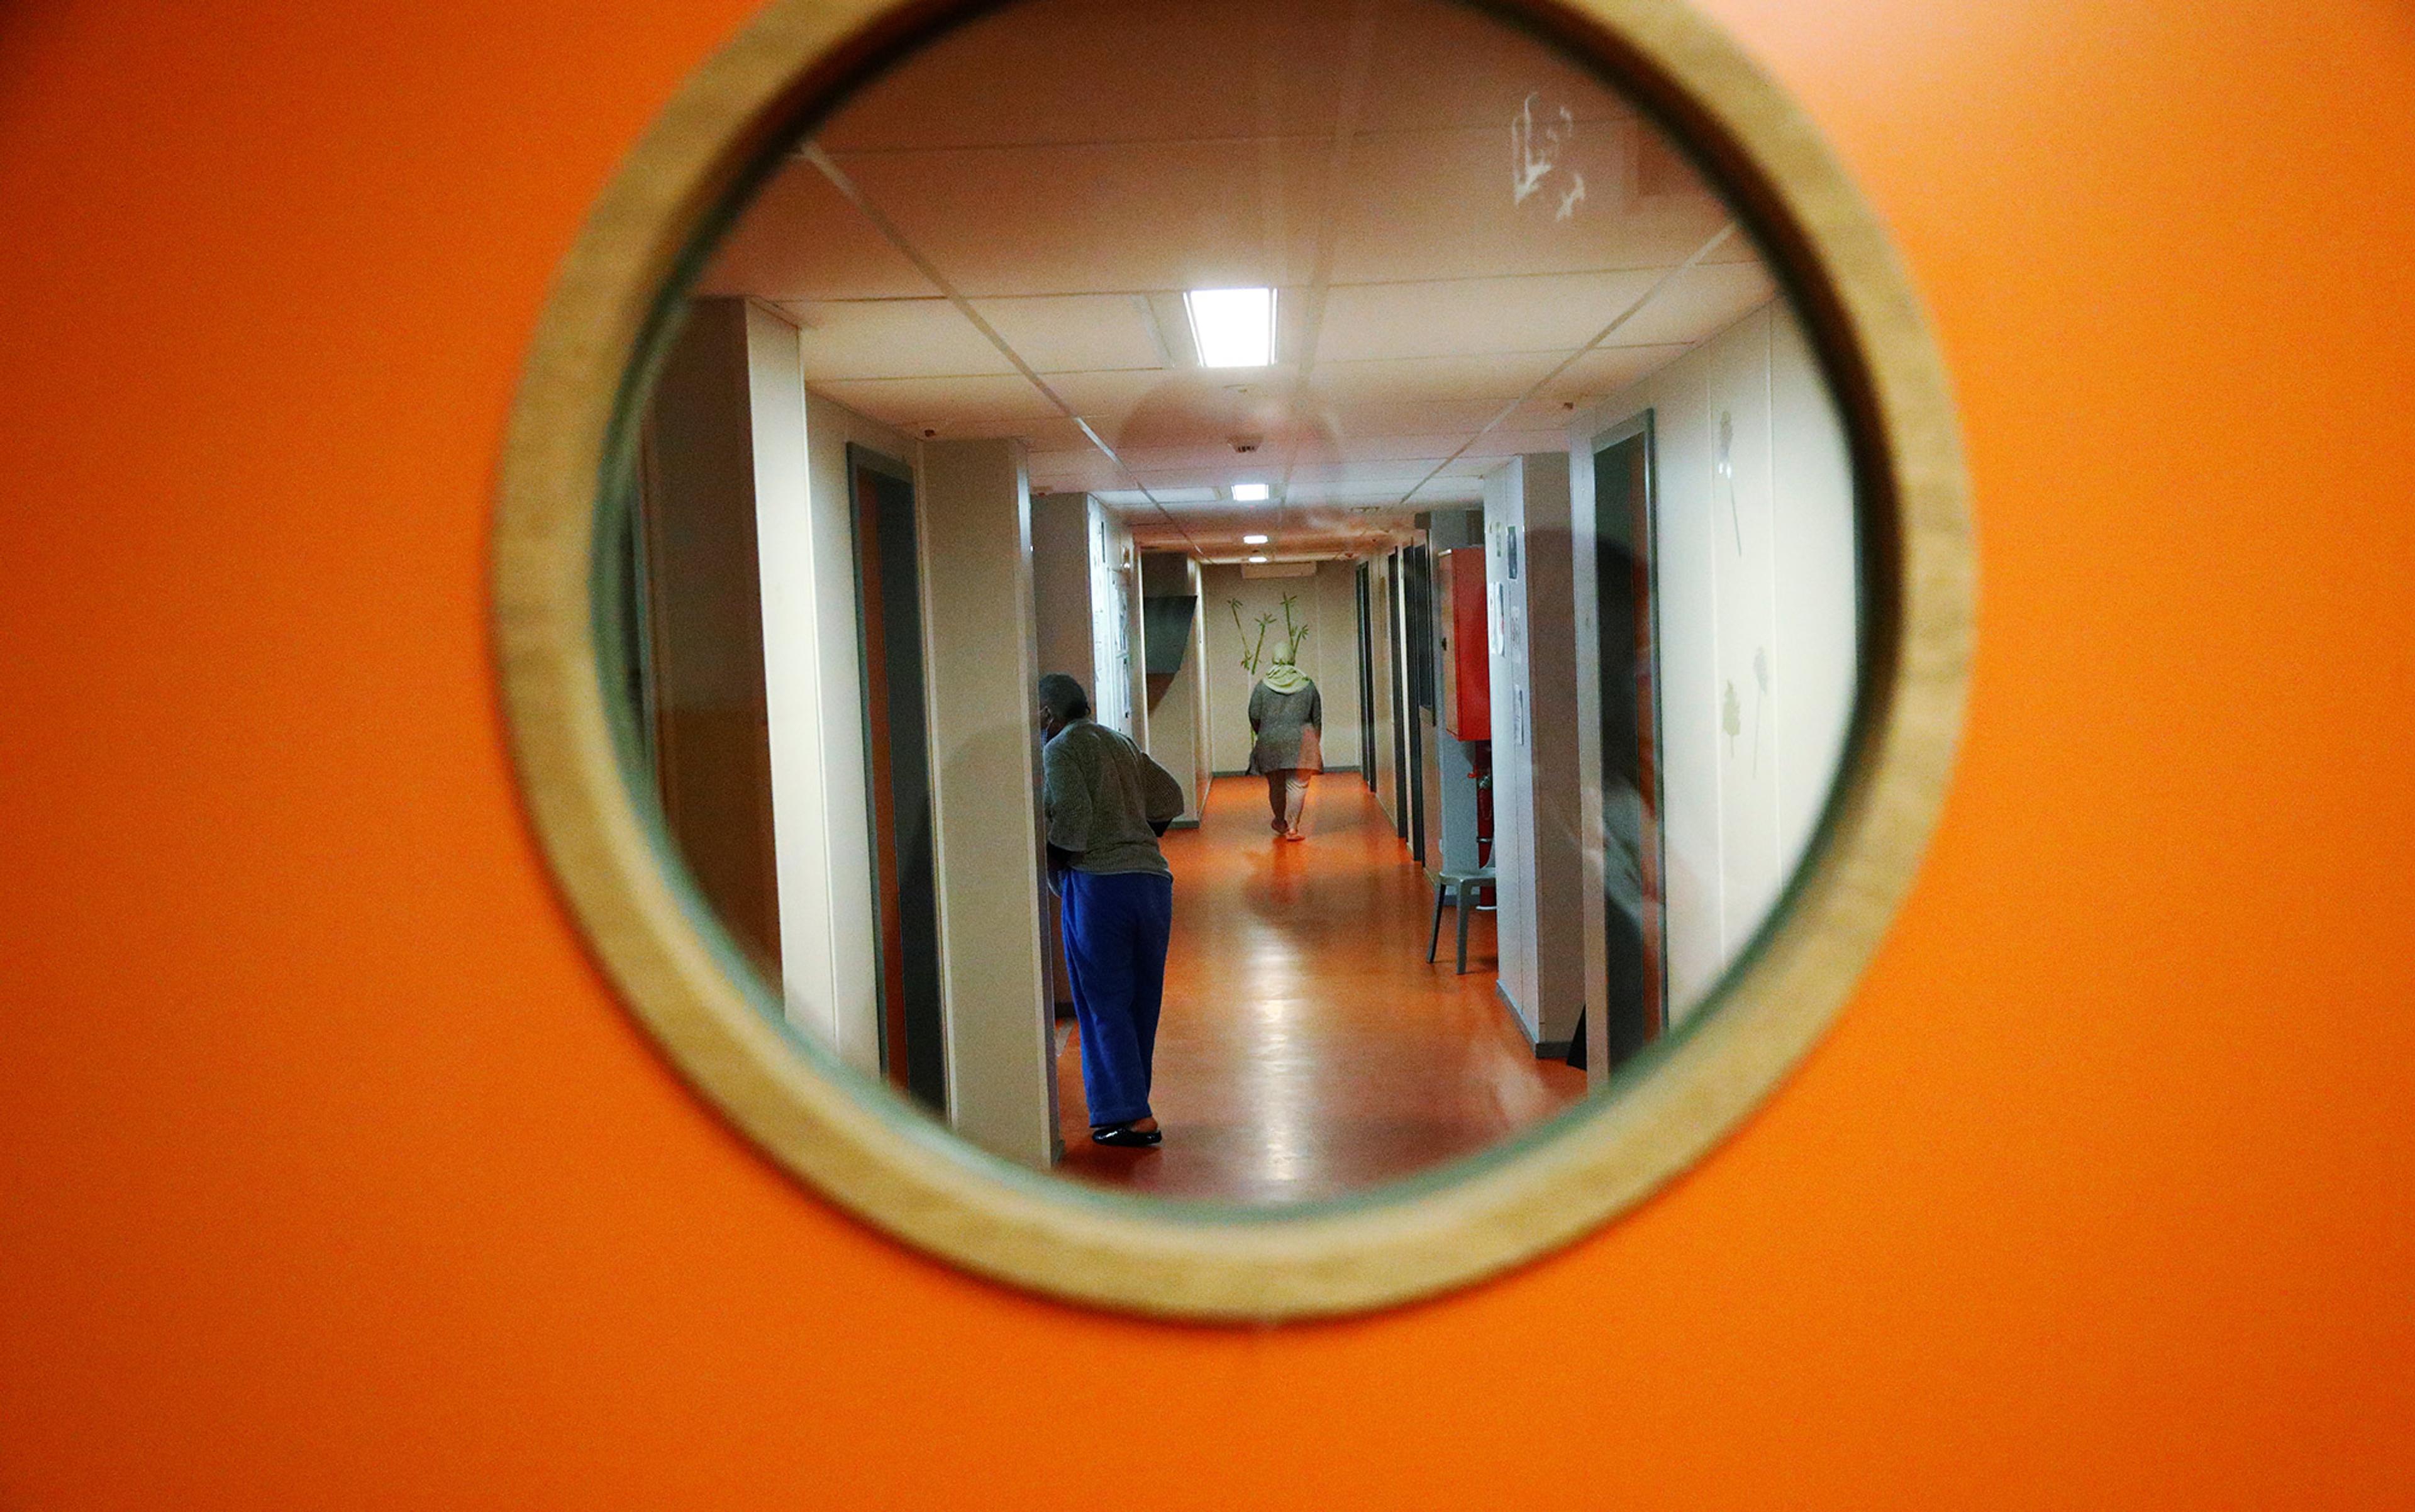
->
xmin=1037 ymin=673 xmax=1186 ymax=1147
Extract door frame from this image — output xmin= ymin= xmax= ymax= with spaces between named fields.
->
xmin=1587 ymin=410 xmax=1670 ymax=1066
xmin=845 ymin=442 xmax=948 ymax=1115
xmin=1354 ymin=562 xmax=1377 ymax=793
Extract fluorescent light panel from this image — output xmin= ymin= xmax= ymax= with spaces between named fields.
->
xmin=1184 ymin=287 xmax=1275 ymax=369
xmin=1242 ymin=533 xmax=1269 ymax=545
xmin=1248 ymin=555 xmax=1269 ymax=563
xmin=1230 ymin=482 xmax=1270 ymax=503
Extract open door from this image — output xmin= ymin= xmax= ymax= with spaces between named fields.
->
xmin=624 ymin=312 xmax=782 ymax=986
xmin=848 ymin=445 xmax=947 ymax=1115
xmin=1592 ymin=414 xmax=1668 ymax=1067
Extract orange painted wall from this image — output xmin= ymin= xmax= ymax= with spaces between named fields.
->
xmin=4 ymin=1 xmax=2412 ymax=1506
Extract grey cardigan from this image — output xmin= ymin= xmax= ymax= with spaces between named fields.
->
xmin=1246 ymin=679 xmax=1324 ymax=774
xmin=1042 ymin=718 xmax=1186 ymax=876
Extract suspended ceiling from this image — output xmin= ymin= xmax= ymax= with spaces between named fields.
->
xmin=695 ymin=0 xmax=1779 ymax=560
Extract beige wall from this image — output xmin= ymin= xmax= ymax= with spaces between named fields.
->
xmin=918 ymin=438 xmax=1057 ymax=1169
xmin=745 ymin=304 xmax=819 ymax=1034
xmin=1140 ymin=552 xmax=1210 ymax=824
xmin=1201 ymin=562 xmax=1366 ymax=775
xmin=643 ymin=304 xmax=913 ymax=1079
xmin=1030 ymin=492 xmax=1093 ymax=696
xmin=1313 ymin=560 xmax=1365 ymax=774
xmin=652 ymin=331 xmax=1067 ymax=1159
xmin=783 ymin=389 xmax=913 ymax=1075
xmin=638 ymin=298 xmax=782 ymax=981
xmin=1031 ymin=492 xmax=1145 ymax=744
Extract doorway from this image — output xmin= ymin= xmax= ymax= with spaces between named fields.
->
xmin=1386 ymin=552 xmax=1411 ymax=840
xmin=1355 ymin=562 xmax=1377 ymax=796
xmin=847 ymin=444 xmax=947 ymax=1113
xmin=1592 ymin=414 xmax=1668 ymax=1067
xmin=1402 ymin=540 xmax=1434 ymax=866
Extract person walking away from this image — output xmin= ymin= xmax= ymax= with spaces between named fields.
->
xmin=1036 ymin=672 xmax=1187 ymax=1147
xmin=1247 ymin=654 xmax=1323 ymax=840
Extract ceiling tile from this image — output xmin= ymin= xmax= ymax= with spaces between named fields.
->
xmin=1030 ymin=456 xmax=1126 ymax=492
xmin=1357 ymin=0 xmax=1633 ymax=135
xmin=833 ymin=135 xmax=1326 ymax=299
xmin=1285 ymin=460 xmax=1458 ymax=486
xmin=1092 ymin=486 xmax=1223 ymax=506
xmin=777 ymin=299 xmax=1014 ymax=381
xmin=1320 ymin=399 xmax=1517 ymax=437
xmin=1313 ymin=352 xmax=1566 ymax=407
xmin=695 ymin=166 xmax=934 ymax=301
xmin=972 ymin=294 xmax=1168 ymax=374
xmin=1540 ymin=341 xmax=1697 ymax=403
xmin=1044 ymin=367 xmax=1174 ymax=418
xmin=693 ymin=0 xmax=1795 ymax=563
xmin=1585 ymin=261 xmax=1779 ymax=348
xmin=1316 ymin=269 xmax=1665 ymax=362
xmin=992 ymin=415 xmax=1095 ymax=450
xmin=1141 ymin=438 xmax=1320 ymax=471
xmin=817 ymin=0 xmax=1354 ymax=153
xmin=1457 ymin=428 xmax=1577 ymax=461
xmin=1328 ymin=120 xmax=1736 ymax=286
xmin=809 ymin=374 xmax=1058 ymax=430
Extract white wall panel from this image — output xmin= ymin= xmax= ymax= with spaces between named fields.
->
xmin=918 ymin=438 xmax=1057 ymax=1169
xmin=1485 ymin=459 xmax=1538 ymax=1036
xmin=1569 ymin=299 xmax=1859 ymax=1029
xmin=795 ymin=389 xmax=909 ymax=1077
xmin=1768 ymin=313 xmax=1860 ymax=866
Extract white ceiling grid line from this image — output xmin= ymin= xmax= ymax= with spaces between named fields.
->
xmin=801 ymin=143 xmax=1206 ymax=555
xmin=1274 ymin=0 xmax=1383 ymax=550
xmin=806 ymin=119 xmax=1634 ymax=159
xmin=1386 ymin=221 xmax=1738 ymax=511
xmin=770 ymin=255 xmax=1760 ymax=311
xmin=680 ymin=0 xmax=1793 ymax=562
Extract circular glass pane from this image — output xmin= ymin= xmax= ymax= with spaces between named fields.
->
xmin=497 ymin=0 xmax=1969 ymax=1316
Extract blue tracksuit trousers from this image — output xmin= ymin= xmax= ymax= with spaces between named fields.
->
xmin=1058 ymin=869 xmax=1174 ymax=1128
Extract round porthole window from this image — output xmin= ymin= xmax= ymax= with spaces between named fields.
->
xmin=493 ymin=0 xmax=1972 ymax=1320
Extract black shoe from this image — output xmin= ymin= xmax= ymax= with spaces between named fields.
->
xmin=1091 ymin=1122 xmax=1163 ymax=1148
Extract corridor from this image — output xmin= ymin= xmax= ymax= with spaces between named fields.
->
xmin=1055 ymin=772 xmax=1586 ymax=1203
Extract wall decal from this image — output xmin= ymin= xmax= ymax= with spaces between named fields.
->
xmin=1230 ymin=592 xmax=1309 ymax=677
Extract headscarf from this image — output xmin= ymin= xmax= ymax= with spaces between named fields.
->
xmin=1260 ymin=661 xmax=1311 ymax=694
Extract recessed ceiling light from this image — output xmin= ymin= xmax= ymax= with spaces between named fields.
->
xmin=1248 ymin=555 xmax=1269 ymax=564
xmin=1230 ymin=482 xmax=1271 ymax=503
xmin=1184 ymin=287 xmax=1275 ymax=369
xmin=1242 ymin=533 xmax=1269 ymax=545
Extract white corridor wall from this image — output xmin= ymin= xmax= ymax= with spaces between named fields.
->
xmin=1569 ymin=298 xmax=1858 ymax=1027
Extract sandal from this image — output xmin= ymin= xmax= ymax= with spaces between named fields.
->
xmin=1091 ymin=1122 xmax=1163 ymax=1148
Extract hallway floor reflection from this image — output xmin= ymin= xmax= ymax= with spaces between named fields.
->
xmin=1056 ymin=774 xmax=1585 ymax=1203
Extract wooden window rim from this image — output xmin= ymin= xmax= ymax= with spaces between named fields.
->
xmin=490 ymin=0 xmax=1975 ymax=1322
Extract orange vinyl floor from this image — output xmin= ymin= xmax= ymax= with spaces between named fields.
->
xmin=1054 ymin=772 xmax=1587 ymax=1204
